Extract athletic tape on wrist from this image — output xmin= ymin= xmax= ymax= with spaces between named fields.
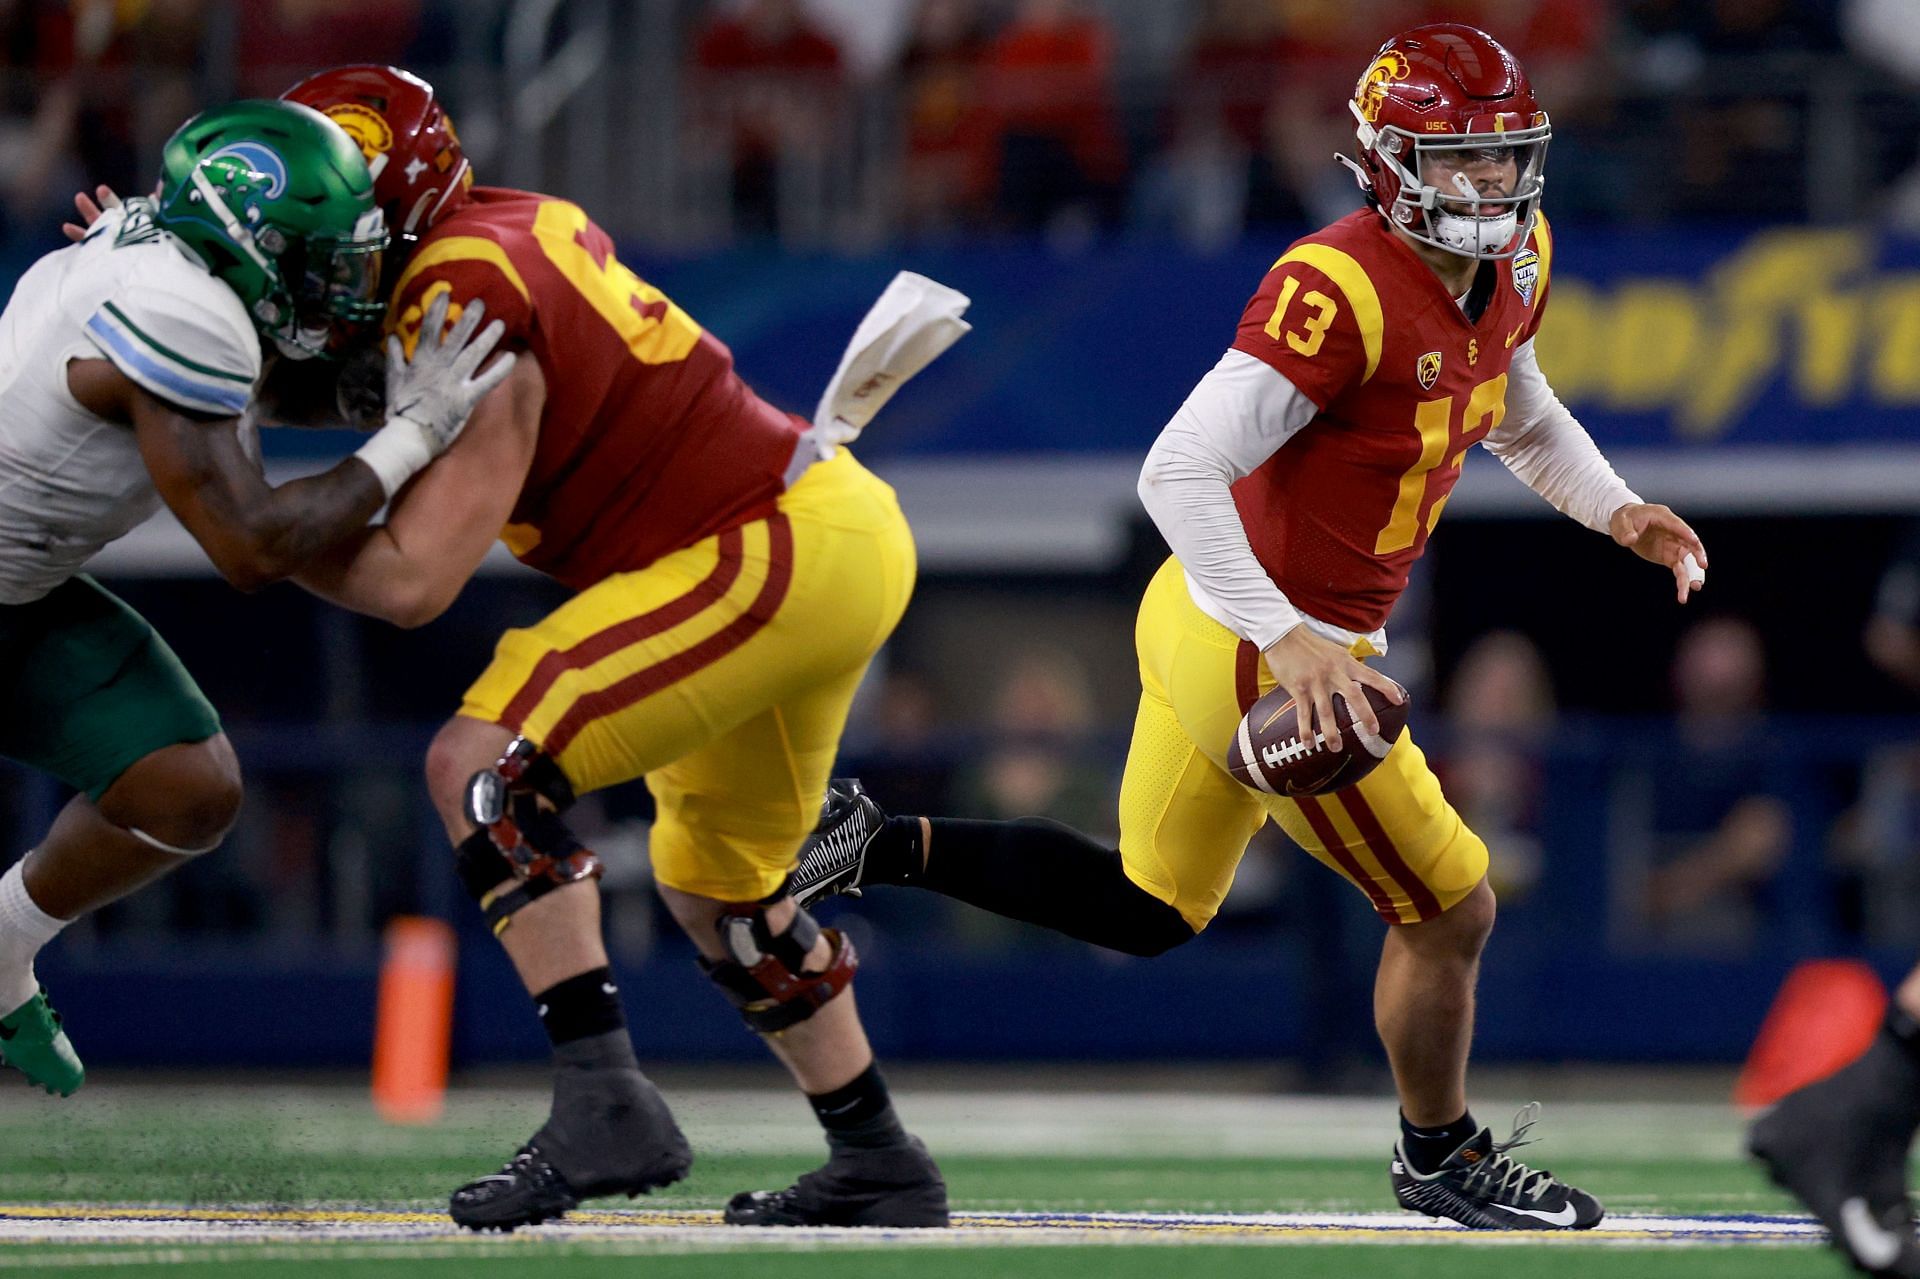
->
xmin=353 ymin=417 xmax=434 ymax=498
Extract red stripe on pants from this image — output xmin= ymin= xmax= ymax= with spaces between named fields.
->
xmin=1336 ymin=787 xmax=1444 ymax=922
xmin=498 ymin=527 xmax=747 ymax=733
xmin=1293 ymin=794 xmax=1400 ymax=921
xmin=1235 ymin=640 xmax=1260 ymax=715
xmin=541 ymin=514 xmax=796 ymax=759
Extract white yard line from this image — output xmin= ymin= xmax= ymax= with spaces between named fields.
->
xmin=0 ymin=1206 xmax=1831 ymax=1258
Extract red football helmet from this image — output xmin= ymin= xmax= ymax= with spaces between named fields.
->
xmin=281 ymin=64 xmax=473 ymax=249
xmin=1339 ymin=24 xmax=1549 ymax=261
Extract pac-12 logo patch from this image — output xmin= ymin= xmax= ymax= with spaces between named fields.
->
xmin=1416 ymin=351 xmax=1443 ymax=390
xmin=1512 ymin=248 xmax=1540 ymax=306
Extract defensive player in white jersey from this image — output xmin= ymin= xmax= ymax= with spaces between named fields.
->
xmin=0 ymin=99 xmax=511 ymax=1095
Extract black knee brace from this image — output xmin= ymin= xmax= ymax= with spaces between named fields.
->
xmin=700 ymin=900 xmax=858 ymax=1035
xmin=458 ymin=735 xmax=601 ymax=936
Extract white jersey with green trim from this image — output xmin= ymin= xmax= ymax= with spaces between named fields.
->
xmin=0 ymin=203 xmax=261 ymax=604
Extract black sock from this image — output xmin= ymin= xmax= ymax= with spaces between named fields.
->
xmin=865 ymin=817 xmax=929 ymax=886
xmin=1400 ymin=1110 xmax=1479 ymax=1174
xmin=809 ymin=1062 xmax=908 ymax=1151
xmin=910 ymin=817 xmax=1195 ymax=958
xmin=535 ymin=967 xmax=626 ymax=1048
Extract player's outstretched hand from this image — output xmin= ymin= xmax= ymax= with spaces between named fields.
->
xmin=384 ymin=292 xmax=517 ymax=455
xmin=61 ymin=185 xmax=121 ymax=243
xmin=1261 ymin=626 xmax=1406 ymax=754
xmin=354 ymin=293 xmax=518 ymax=499
xmin=1610 ymin=502 xmax=1708 ymax=604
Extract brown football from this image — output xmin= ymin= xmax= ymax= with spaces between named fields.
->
xmin=1227 ymin=682 xmax=1409 ymax=798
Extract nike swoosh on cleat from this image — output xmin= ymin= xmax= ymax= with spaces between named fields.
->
xmin=1841 ymin=1197 xmax=1906 ymax=1271
xmin=1501 ymin=1203 xmax=1579 ymax=1227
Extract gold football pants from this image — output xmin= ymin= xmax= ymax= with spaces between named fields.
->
xmin=1119 ymin=557 xmax=1489 ymax=929
xmin=459 ymin=450 xmax=916 ymax=902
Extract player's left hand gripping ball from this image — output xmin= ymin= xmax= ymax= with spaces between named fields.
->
xmin=1229 ymin=682 xmax=1409 ymax=798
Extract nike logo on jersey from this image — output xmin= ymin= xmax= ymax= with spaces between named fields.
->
xmin=1505 ymin=322 xmax=1525 ymax=349
xmin=1840 ymin=1197 xmax=1907 ymax=1270
xmin=1501 ymin=1202 xmax=1578 ymax=1227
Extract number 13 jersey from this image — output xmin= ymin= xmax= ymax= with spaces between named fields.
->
xmin=1229 ymin=208 xmax=1554 ymax=634
xmin=383 ymin=187 xmax=806 ymax=590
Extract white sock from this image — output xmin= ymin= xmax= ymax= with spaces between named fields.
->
xmin=0 ymin=859 xmax=67 ymax=1016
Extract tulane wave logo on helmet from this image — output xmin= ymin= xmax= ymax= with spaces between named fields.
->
xmin=204 ymin=142 xmax=289 ymax=200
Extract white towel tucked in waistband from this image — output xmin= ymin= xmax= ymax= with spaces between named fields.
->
xmin=785 ymin=271 xmax=972 ymax=486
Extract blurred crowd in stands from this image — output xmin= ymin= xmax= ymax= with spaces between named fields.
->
xmin=2 ymin=0 xmax=1918 ymax=254
xmin=684 ymin=0 xmax=1920 ymax=240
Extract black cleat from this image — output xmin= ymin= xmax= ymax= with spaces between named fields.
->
xmin=1391 ymin=1103 xmax=1603 ymax=1230
xmin=449 ymin=1141 xmax=583 ymax=1232
xmin=450 ymin=1066 xmax=692 ymax=1231
xmin=791 ymin=779 xmax=889 ymax=908
xmin=1750 ymin=1035 xmax=1920 ymax=1278
xmin=725 ymin=1135 xmax=949 ymax=1228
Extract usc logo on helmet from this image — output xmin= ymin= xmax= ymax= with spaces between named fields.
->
xmin=324 ymin=104 xmax=394 ymax=166
xmin=1355 ymin=50 xmax=1410 ymax=125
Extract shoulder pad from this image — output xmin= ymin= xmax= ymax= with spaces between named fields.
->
xmin=85 ymin=247 xmax=261 ymax=417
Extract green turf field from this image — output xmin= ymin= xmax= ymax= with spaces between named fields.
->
xmin=0 ymin=1077 xmax=1855 ymax=1277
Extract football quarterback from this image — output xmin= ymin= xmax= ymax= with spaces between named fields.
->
xmin=794 ymin=23 xmax=1708 ymax=1231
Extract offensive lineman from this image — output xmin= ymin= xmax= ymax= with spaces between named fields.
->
xmin=269 ymin=66 xmax=951 ymax=1231
xmin=794 ymin=24 xmax=1709 ymax=1230
xmin=0 ymin=100 xmax=510 ymax=1095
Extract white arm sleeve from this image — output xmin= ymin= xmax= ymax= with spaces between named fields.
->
xmin=1136 ymin=349 xmax=1319 ymax=650
xmin=1482 ymin=339 xmax=1640 ymax=533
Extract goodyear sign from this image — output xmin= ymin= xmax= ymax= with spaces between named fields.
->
xmin=672 ymin=231 xmax=1920 ymax=458
xmin=1533 ymin=227 xmax=1920 ymax=444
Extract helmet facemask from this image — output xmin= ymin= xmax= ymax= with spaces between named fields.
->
xmin=188 ymin=160 xmax=386 ymax=360
xmin=279 ymin=207 xmax=388 ymax=360
xmin=1351 ymin=101 xmax=1549 ymax=262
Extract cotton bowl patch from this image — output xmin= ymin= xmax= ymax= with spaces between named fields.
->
xmin=1512 ymin=248 xmax=1539 ymax=306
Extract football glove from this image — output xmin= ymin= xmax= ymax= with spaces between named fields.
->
xmin=355 ymin=291 xmax=516 ymax=497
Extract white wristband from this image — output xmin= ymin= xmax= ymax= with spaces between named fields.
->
xmin=353 ymin=416 xmax=436 ymax=499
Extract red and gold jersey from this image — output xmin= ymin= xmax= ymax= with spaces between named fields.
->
xmin=1227 ymin=209 xmax=1554 ymax=633
xmin=384 ymin=187 xmax=805 ymax=590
